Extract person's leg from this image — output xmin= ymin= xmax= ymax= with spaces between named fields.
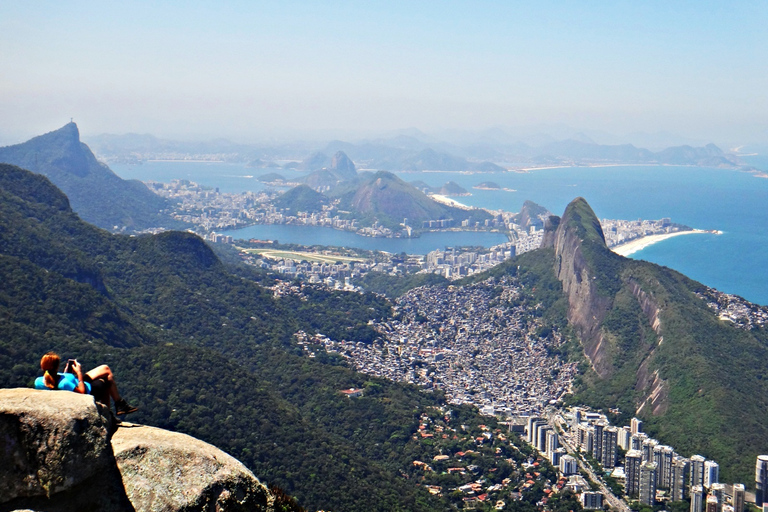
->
xmin=86 ymin=365 xmax=121 ymax=402
xmin=87 ymin=365 xmax=137 ymax=415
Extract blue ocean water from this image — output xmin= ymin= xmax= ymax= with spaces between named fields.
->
xmin=112 ymin=161 xmax=768 ymax=305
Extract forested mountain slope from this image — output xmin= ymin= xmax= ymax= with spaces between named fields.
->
xmin=521 ymin=198 xmax=768 ymax=484
xmin=0 ymin=164 xmax=575 ymax=511
xmin=0 ymin=123 xmax=178 ymax=231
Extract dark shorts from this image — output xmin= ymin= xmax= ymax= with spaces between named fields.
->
xmin=83 ymin=374 xmax=109 ymax=399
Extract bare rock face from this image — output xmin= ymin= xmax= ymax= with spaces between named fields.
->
xmin=112 ymin=424 xmax=273 ymax=512
xmin=0 ymin=389 xmax=116 ymax=500
xmin=0 ymin=389 xmax=274 ymax=512
xmin=551 ymin=198 xmax=615 ymax=377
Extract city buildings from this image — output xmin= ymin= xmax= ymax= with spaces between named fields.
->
xmin=758 ymin=455 xmax=768 ymax=507
xmin=639 ymin=462 xmax=658 ymax=506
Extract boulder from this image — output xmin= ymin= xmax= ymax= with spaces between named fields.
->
xmin=0 ymin=389 xmax=274 ymax=512
xmin=112 ymin=424 xmax=273 ymax=512
xmin=0 ymin=388 xmax=117 ymax=501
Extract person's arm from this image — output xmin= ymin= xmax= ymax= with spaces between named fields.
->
xmin=72 ymin=360 xmax=87 ymax=394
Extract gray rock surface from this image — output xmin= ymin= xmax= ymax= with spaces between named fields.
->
xmin=0 ymin=388 xmax=115 ymax=500
xmin=0 ymin=389 xmax=274 ymax=512
xmin=112 ymin=423 xmax=272 ymax=512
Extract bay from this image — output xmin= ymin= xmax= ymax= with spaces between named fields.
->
xmin=112 ymin=161 xmax=768 ymax=305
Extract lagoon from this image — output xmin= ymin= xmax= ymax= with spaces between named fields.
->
xmin=218 ymin=224 xmax=510 ymax=254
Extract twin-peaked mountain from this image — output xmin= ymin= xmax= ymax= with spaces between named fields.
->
xmin=0 ymin=123 xmax=179 ymax=231
xmin=523 ymin=197 xmax=768 ymax=483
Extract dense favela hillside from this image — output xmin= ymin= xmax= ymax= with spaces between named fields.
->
xmin=0 ymin=123 xmax=180 ymax=231
xmin=490 ymin=198 xmax=768 ymax=484
xmin=0 ymin=164 xmax=582 ymax=512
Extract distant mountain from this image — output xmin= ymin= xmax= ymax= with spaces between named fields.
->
xmin=330 ymin=171 xmax=488 ymax=229
xmin=0 ymin=123 xmax=177 ymax=231
xmin=511 ymin=200 xmax=551 ymax=229
xmin=273 ymin=184 xmax=328 ymax=213
xmin=298 ymin=151 xmax=331 ymax=171
xmin=408 ymin=180 xmax=468 ymax=196
xmin=297 ymin=151 xmax=358 ymax=190
xmin=532 ymin=139 xmax=737 ymax=167
xmin=257 ymin=172 xmax=286 ymax=183
xmin=321 ymin=141 xmax=505 ymax=173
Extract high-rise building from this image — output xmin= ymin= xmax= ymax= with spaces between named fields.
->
xmin=704 ymin=460 xmax=719 ymax=489
xmin=631 ymin=417 xmax=643 ymax=435
xmin=732 ymin=483 xmax=745 ymax=512
xmin=654 ymin=445 xmax=674 ymax=489
xmin=546 ymin=430 xmax=559 ymax=460
xmin=706 ymin=494 xmax=719 ymax=512
xmin=527 ymin=417 xmax=543 ymax=444
xmin=757 ymin=455 xmax=768 ymax=507
xmin=581 ymin=492 xmax=603 ymax=510
xmin=537 ymin=425 xmax=552 ymax=452
xmin=709 ymin=483 xmax=725 ymax=512
xmin=631 ymin=432 xmax=648 ymax=451
xmin=691 ymin=486 xmax=705 ymax=512
xmin=594 ymin=422 xmax=606 ymax=462
xmin=625 ymin=450 xmax=643 ymax=497
xmin=578 ymin=424 xmax=594 ymax=454
xmin=560 ymin=454 xmax=578 ymax=475
xmin=602 ymin=426 xmax=618 ymax=468
xmin=691 ymin=455 xmax=706 ymax=489
xmin=618 ymin=426 xmax=632 ymax=450
xmin=671 ymin=456 xmax=690 ymax=502
xmin=640 ymin=462 xmax=658 ymax=506
xmin=642 ymin=438 xmax=658 ymax=464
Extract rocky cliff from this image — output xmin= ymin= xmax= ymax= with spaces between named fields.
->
xmin=0 ymin=389 xmax=274 ymax=512
xmin=547 ymin=198 xmax=617 ymax=377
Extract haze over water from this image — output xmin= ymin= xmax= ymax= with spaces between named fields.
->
xmin=113 ymin=162 xmax=768 ymax=306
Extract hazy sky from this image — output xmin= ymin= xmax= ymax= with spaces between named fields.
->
xmin=1 ymin=1 xmax=767 ymax=144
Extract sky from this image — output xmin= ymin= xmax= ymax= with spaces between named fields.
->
xmin=1 ymin=1 xmax=767 ymax=145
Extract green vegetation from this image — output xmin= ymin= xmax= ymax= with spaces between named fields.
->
xmin=273 ymin=184 xmax=328 ymax=212
xmin=0 ymin=164 xmax=564 ymax=511
xmin=0 ymin=122 xmax=181 ymax=231
xmin=501 ymin=197 xmax=768 ymax=485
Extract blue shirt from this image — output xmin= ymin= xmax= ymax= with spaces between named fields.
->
xmin=34 ymin=372 xmax=91 ymax=394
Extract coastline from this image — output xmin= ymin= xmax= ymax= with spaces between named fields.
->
xmin=612 ymin=229 xmax=716 ymax=257
xmin=429 ymin=194 xmax=474 ymax=210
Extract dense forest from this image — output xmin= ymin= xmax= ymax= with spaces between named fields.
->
xmin=0 ymin=164 xmax=581 ymax=511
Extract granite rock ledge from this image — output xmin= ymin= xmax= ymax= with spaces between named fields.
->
xmin=0 ymin=388 xmax=274 ymax=512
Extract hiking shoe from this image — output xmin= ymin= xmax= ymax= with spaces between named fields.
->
xmin=115 ymin=398 xmax=138 ymax=416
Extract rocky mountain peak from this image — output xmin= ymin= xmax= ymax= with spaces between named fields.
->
xmin=330 ymin=150 xmax=356 ymax=180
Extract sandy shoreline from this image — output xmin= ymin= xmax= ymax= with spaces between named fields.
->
xmin=429 ymin=194 xmax=474 ymax=210
xmin=612 ymin=229 xmax=716 ymax=256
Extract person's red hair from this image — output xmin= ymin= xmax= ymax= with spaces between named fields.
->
xmin=40 ymin=352 xmax=60 ymax=389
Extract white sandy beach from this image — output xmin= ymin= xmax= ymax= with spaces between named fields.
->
xmin=612 ymin=229 xmax=715 ymax=256
xmin=430 ymin=194 xmax=473 ymax=210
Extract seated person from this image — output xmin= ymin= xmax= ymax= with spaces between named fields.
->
xmin=35 ymin=351 xmax=138 ymax=416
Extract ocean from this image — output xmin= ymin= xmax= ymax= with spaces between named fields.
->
xmin=111 ymin=161 xmax=768 ymax=305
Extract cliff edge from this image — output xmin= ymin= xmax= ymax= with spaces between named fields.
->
xmin=0 ymin=388 xmax=274 ymax=512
